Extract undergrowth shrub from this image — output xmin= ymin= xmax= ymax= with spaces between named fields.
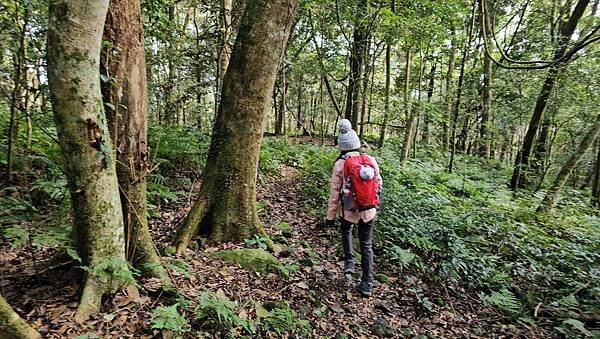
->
xmin=148 ymin=123 xmax=210 ymax=177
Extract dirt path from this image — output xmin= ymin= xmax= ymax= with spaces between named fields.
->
xmin=0 ymin=164 xmax=538 ymax=338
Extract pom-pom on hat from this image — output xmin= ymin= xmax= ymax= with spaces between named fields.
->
xmin=337 ymin=119 xmax=361 ymax=151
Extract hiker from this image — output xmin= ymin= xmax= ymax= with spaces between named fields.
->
xmin=325 ymin=119 xmax=382 ymax=297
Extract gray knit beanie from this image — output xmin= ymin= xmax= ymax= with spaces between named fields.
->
xmin=337 ymin=119 xmax=361 ymax=151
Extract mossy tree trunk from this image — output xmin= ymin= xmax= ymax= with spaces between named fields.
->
xmin=538 ymin=115 xmax=600 ymax=213
xmin=48 ymin=0 xmax=130 ymax=322
xmin=173 ymin=0 xmax=299 ymax=253
xmin=101 ymin=0 xmax=171 ymax=287
xmin=0 ymin=294 xmax=40 ymax=339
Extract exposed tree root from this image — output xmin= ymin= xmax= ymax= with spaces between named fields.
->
xmin=74 ymin=276 xmax=105 ymax=323
xmin=0 ymin=294 xmax=40 ymax=339
xmin=174 ymin=196 xmax=210 ymax=255
xmin=130 ymin=224 xmax=173 ymax=287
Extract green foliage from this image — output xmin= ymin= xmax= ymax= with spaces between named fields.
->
xmin=151 ymin=304 xmax=190 ymax=335
xmin=258 ymin=301 xmax=310 ymax=336
xmin=148 ymin=123 xmax=210 ymax=177
xmin=555 ymin=318 xmax=593 ymax=338
xmin=83 ymin=258 xmax=138 ymax=287
xmin=244 ymin=235 xmax=269 ymax=250
xmin=196 ymin=291 xmax=243 ymax=334
xmin=483 ymin=289 xmax=523 ymax=317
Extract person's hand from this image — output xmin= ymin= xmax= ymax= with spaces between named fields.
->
xmin=325 ymin=219 xmax=336 ymax=228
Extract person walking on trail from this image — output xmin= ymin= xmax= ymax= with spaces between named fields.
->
xmin=325 ymin=119 xmax=382 ymax=297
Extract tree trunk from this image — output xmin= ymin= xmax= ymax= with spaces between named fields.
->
xmin=219 ymin=0 xmax=233 ymax=88
xmin=174 ymin=0 xmax=298 ymax=253
xmin=378 ymin=41 xmax=392 ymax=148
xmin=344 ymin=0 xmax=368 ymax=130
xmin=448 ymin=0 xmax=476 ymax=173
xmin=479 ymin=0 xmax=493 ymax=158
xmin=102 ymin=0 xmax=172 ymax=287
xmin=591 ymin=139 xmax=600 ymax=206
xmin=275 ymin=67 xmax=286 ymax=135
xmin=6 ymin=5 xmax=29 ymax=183
xmin=422 ymin=58 xmax=436 ymax=145
xmin=510 ymin=0 xmax=590 ymax=190
xmin=538 ymin=115 xmax=600 ymax=213
xmin=443 ymin=27 xmax=457 ymax=151
xmin=400 ymin=48 xmax=412 ymax=168
xmin=48 ymin=0 xmax=130 ymax=321
xmin=0 ymin=294 xmax=40 ymax=339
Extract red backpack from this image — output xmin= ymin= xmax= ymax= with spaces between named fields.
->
xmin=341 ymin=154 xmax=381 ymax=211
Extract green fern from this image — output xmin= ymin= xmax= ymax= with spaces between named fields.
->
xmin=484 ymin=289 xmax=522 ymax=317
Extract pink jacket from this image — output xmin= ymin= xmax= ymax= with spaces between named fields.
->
xmin=326 ymin=152 xmax=382 ymax=224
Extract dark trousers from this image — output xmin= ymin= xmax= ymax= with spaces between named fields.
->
xmin=340 ymin=218 xmax=374 ymax=283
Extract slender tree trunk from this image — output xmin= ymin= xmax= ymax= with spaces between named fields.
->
xmin=217 ymin=0 xmax=233 ymax=100
xmin=479 ymin=0 xmax=493 ymax=158
xmin=174 ymin=0 xmax=298 ymax=253
xmin=378 ymin=41 xmax=391 ymax=148
xmin=538 ymin=115 xmax=600 ymax=213
xmin=102 ymin=0 xmax=172 ymax=287
xmin=591 ymin=139 xmax=600 ymax=206
xmin=0 ymin=294 xmax=40 ymax=338
xmin=443 ymin=27 xmax=457 ymax=150
xmin=400 ymin=48 xmax=412 ymax=167
xmin=344 ymin=0 xmax=368 ymax=130
xmin=422 ymin=58 xmax=436 ymax=145
xmin=449 ymin=0 xmax=476 ymax=173
xmin=6 ymin=5 xmax=29 ymax=183
xmin=510 ymin=0 xmax=590 ymax=190
xmin=48 ymin=0 xmax=130 ymax=321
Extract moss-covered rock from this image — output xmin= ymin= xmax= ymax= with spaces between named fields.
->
xmin=211 ymin=248 xmax=286 ymax=276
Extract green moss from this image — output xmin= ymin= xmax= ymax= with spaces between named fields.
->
xmin=211 ymin=248 xmax=286 ymax=276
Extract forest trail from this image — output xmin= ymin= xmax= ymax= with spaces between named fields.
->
xmin=0 ymin=163 xmax=541 ymax=338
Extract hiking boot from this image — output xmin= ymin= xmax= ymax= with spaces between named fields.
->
xmin=357 ymin=281 xmax=373 ymax=297
xmin=344 ymin=262 xmax=354 ymax=274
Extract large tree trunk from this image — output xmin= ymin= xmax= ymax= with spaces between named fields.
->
xmin=48 ymin=0 xmax=130 ymax=322
xmin=442 ymin=27 xmax=457 ymax=151
xmin=101 ymin=0 xmax=172 ymax=287
xmin=510 ymin=0 xmax=590 ymax=190
xmin=174 ymin=0 xmax=298 ymax=253
xmin=0 ymin=294 xmax=39 ymax=339
xmin=378 ymin=41 xmax=392 ymax=148
xmin=538 ymin=115 xmax=600 ymax=213
xmin=344 ymin=0 xmax=368 ymax=129
xmin=479 ymin=0 xmax=493 ymax=158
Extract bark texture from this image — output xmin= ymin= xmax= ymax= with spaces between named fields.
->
xmin=538 ymin=115 xmax=600 ymax=213
xmin=48 ymin=0 xmax=129 ymax=321
xmin=174 ymin=0 xmax=299 ymax=253
xmin=101 ymin=0 xmax=171 ymax=286
xmin=510 ymin=0 xmax=590 ymax=189
xmin=0 ymin=294 xmax=40 ymax=339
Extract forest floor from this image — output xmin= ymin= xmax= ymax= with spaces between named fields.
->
xmin=1 ymin=163 xmax=550 ymax=338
